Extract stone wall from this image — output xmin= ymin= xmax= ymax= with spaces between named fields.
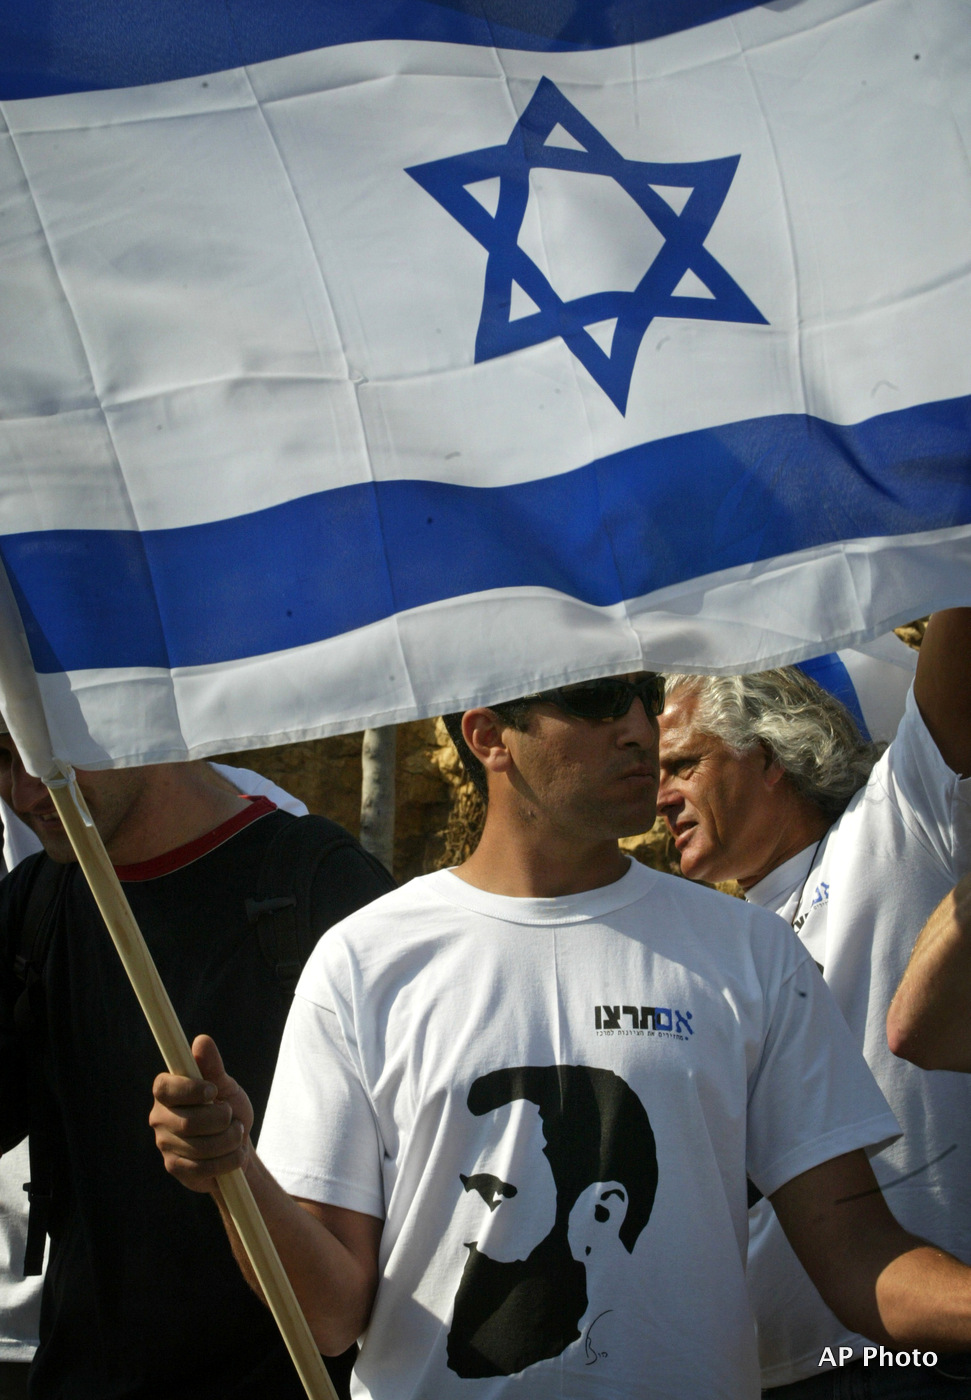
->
xmin=216 ymin=720 xmax=451 ymax=883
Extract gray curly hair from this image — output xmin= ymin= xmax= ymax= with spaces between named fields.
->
xmin=663 ymin=668 xmax=883 ymax=821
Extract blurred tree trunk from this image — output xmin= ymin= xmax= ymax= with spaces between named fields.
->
xmin=360 ymin=726 xmax=396 ymax=875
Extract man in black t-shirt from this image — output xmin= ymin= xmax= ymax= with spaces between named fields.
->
xmin=0 ymin=735 xmax=394 ymax=1400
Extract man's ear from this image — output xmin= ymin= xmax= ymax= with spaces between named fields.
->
xmin=567 ymin=1181 xmax=629 ymax=1263
xmin=758 ymin=743 xmax=786 ymax=790
xmin=462 ymin=709 xmax=514 ymax=779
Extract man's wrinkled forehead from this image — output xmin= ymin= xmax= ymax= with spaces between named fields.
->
xmin=656 ymin=690 xmax=710 ymax=758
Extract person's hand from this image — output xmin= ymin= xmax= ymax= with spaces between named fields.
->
xmin=150 ymin=1034 xmax=254 ymax=1192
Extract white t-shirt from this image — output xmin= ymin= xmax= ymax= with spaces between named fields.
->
xmin=0 ymin=1141 xmax=45 ymax=1361
xmin=259 ymin=860 xmax=897 ymax=1400
xmin=746 ymin=687 xmax=971 ymax=1387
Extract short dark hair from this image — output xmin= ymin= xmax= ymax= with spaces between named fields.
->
xmin=467 ymin=1064 xmax=657 ymax=1253
xmin=442 ymin=701 xmax=534 ymax=801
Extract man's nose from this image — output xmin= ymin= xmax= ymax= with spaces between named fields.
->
xmin=655 ymin=771 xmax=682 ymax=821
xmin=9 ymin=758 xmax=50 ymax=814
xmin=616 ymin=696 xmax=659 ymax=748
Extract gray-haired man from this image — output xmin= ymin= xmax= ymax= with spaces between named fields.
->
xmin=657 ymin=609 xmax=971 ymax=1398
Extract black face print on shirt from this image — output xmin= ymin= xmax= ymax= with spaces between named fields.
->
xmin=447 ymin=1064 xmax=657 ymax=1379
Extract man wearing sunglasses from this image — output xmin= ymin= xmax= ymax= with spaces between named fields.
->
xmin=151 ymin=671 xmax=971 ymax=1400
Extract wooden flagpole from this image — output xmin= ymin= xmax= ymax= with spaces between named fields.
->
xmin=44 ymin=766 xmax=340 ymax=1400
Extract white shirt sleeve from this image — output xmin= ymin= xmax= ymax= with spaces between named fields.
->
xmin=746 ymin=952 xmax=899 ymax=1199
xmin=875 ymin=686 xmax=971 ymax=877
xmin=257 ymin=991 xmax=386 ymax=1220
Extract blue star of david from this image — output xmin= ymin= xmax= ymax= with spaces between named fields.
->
xmin=407 ymin=77 xmax=767 ymax=414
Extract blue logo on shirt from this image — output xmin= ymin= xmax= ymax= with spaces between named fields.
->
xmin=595 ymin=1004 xmax=693 ymax=1037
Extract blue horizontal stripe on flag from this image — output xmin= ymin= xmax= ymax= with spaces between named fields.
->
xmin=0 ymin=1 xmax=765 ymax=99
xmin=3 ymin=393 xmax=970 ymax=675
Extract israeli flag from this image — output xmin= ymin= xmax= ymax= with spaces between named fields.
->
xmin=0 ymin=0 xmax=969 ymax=771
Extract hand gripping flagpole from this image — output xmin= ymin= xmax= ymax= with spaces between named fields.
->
xmin=43 ymin=762 xmax=340 ymax=1400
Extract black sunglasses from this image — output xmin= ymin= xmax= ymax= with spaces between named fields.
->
xmin=524 ymin=674 xmax=665 ymax=722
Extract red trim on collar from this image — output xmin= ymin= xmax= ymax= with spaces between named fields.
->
xmin=114 ymin=795 xmax=277 ymax=882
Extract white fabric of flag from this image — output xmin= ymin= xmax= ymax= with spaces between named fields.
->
xmin=0 ymin=0 xmax=969 ymax=772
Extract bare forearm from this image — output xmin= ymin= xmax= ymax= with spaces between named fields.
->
xmin=872 ymin=1241 xmax=971 ymax=1350
xmin=888 ymin=874 xmax=971 ymax=1070
xmin=774 ymin=1152 xmax=971 ymax=1352
xmin=150 ymin=1038 xmax=381 ymax=1355
xmin=792 ymin=1215 xmax=971 ymax=1350
xmin=212 ymin=1152 xmax=380 ymax=1355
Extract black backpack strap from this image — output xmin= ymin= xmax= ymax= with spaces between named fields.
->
xmin=11 ymin=856 xmax=69 ymax=1275
xmin=246 ymin=815 xmax=389 ymax=995
xmin=12 ymin=857 xmax=65 ymax=1028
